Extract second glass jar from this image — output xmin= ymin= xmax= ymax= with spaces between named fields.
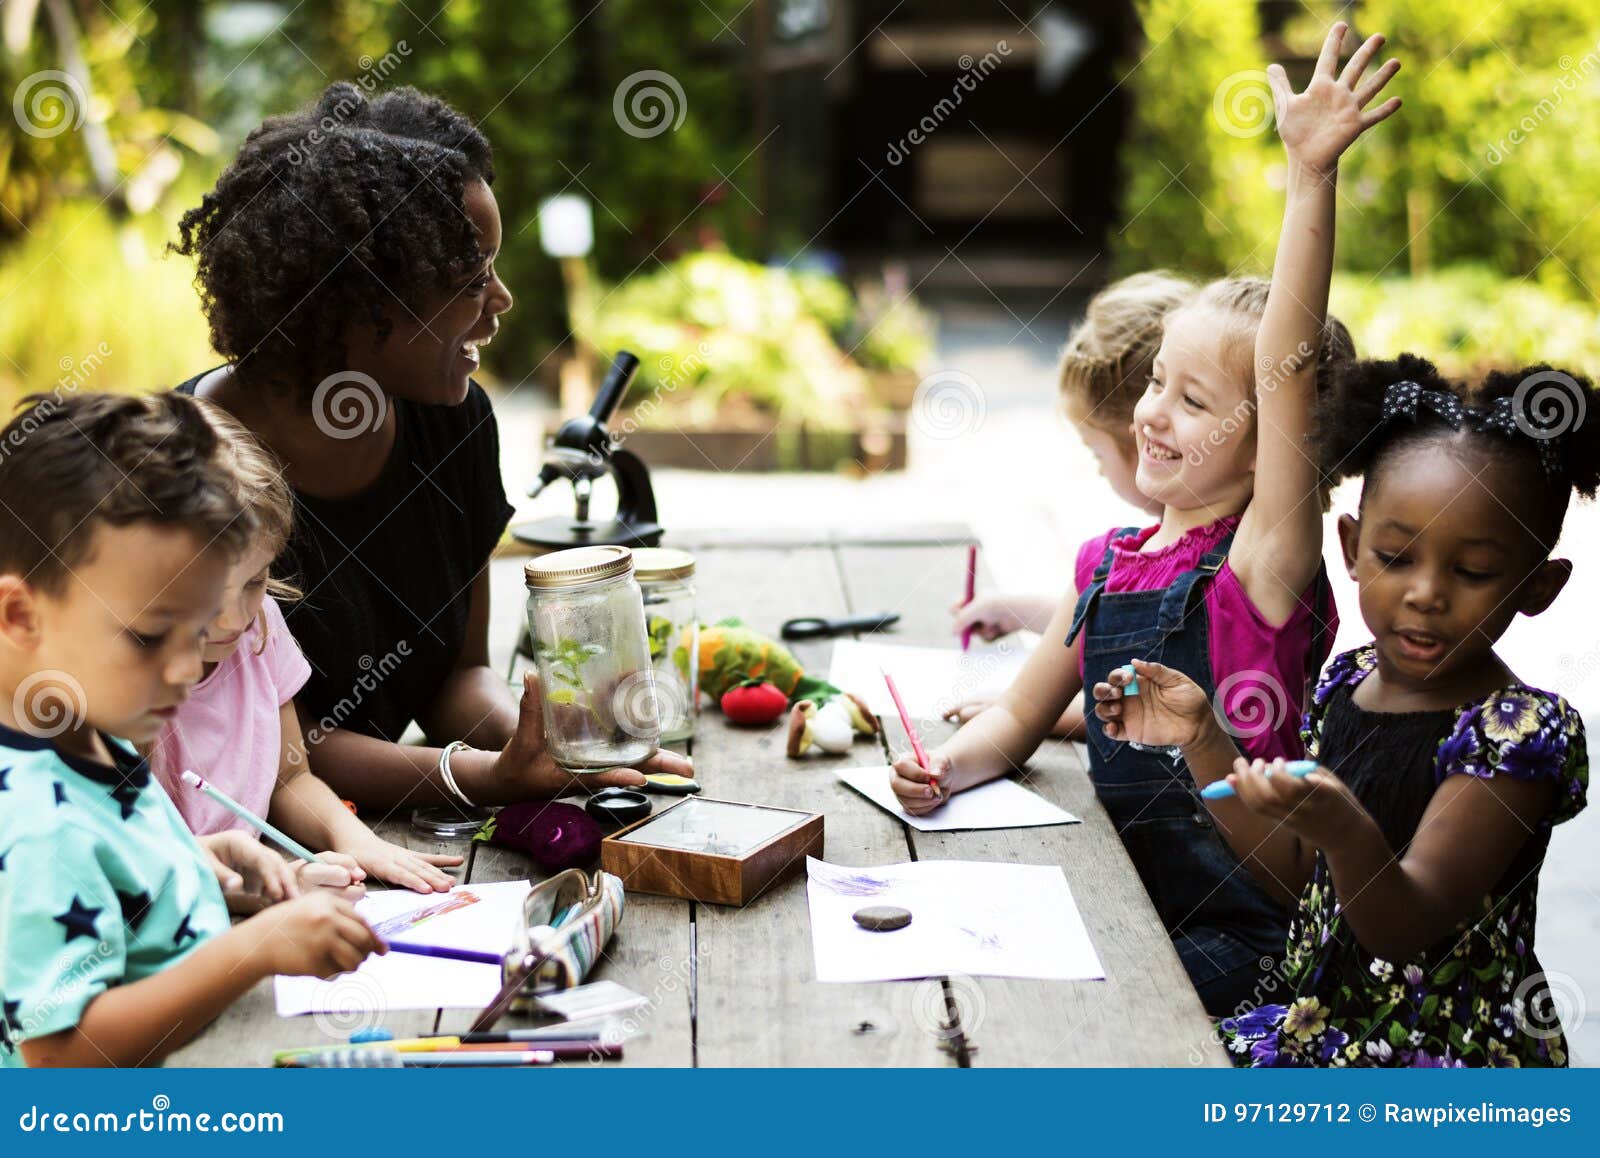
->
xmin=632 ymin=547 xmax=699 ymax=743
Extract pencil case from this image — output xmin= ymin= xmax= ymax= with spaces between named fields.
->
xmin=473 ymin=868 xmax=626 ymax=1030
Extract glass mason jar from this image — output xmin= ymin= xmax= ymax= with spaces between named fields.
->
xmin=524 ymin=545 xmax=660 ymax=770
xmin=632 ymin=547 xmax=698 ymax=743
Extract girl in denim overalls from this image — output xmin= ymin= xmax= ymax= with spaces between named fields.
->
xmin=890 ymin=21 xmax=1402 ymax=1017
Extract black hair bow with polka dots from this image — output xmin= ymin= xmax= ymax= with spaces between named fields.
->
xmin=1381 ymin=379 xmax=1562 ymax=476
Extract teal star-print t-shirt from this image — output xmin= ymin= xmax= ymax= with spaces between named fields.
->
xmin=0 ymin=722 xmax=230 ymax=1067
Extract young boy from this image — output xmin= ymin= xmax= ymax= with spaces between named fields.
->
xmin=0 ymin=391 xmax=383 ymax=1068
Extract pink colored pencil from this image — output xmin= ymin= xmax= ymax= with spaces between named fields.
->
xmin=960 ymin=545 xmax=978 ymax=651
xmin=881 ymin=668 xmax=930 ymax=779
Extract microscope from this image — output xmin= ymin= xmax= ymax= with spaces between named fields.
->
xmin=513 ymin=350 xmax=665 ymax=551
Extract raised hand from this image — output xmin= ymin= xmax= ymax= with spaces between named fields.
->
xmin=1091 ymin=658 xmax=1214 ymax=750
xmin=1269 ymin=22 xmax=1401 ymax=176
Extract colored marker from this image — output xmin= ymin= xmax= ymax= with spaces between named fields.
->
xmin=960 ymin=545 xmax=979 ymax=652
xmin=1201 ymin=759 xmax=1319 ymax=800
xmin=179 ymin=770 xmax=324 ymax=864
xmin=386 ymin=941 xmax=503 ymax=967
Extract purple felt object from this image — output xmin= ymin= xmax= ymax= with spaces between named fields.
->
xmin=488 ymin=801 xmax=604 ymax=871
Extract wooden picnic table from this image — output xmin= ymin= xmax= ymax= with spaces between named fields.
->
xmin=171 ymin=527 xmax=1227 ymax=1068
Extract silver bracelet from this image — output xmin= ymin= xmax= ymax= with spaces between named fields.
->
xmin=438 ymin=740 xmax=476 ymax=807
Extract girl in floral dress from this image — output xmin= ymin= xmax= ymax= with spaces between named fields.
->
xmin=1090 ymin=355 xmax=1599 ymax=1067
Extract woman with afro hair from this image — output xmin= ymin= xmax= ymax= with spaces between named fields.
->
xmin=172 ymin=82 xmax=690 ymax=812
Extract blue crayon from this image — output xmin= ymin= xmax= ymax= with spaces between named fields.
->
xmin=1201 ymin=759 xmax=1318 ymax=800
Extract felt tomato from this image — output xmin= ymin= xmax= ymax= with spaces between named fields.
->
xmin=720 ymin=680 xmax=789 ymax=725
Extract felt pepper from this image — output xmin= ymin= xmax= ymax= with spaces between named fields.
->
xmin=720 ymin=679 xmax=789 ymax=726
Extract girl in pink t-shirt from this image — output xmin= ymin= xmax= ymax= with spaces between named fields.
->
xmin=890 ymin=22 xmax=1402 ymax=1015
xmin=148 ymin=402 xmax=462 ymax=894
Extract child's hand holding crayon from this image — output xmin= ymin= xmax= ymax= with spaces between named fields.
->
xmin=1091 ymin=658 xmax=1214 ymax=750
xmin=1221 ymin=756 xmax=1364 ymax=852
xmin=889 ymin=748 xmax=956 ymax=816
xmin=242 ymin=891 xmax=385 ymax=980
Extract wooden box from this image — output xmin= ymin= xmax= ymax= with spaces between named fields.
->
xmin=600 ymin=797 xmax=824 ymax=907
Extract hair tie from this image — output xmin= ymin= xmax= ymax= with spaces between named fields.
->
xmin=1476 ymin=394 xmax=1562 ymax=477
xmin=1382 ymin=380 xmax=1562 ymax=477
xmin=1380 ymin=380 xmax=1467 ymax=428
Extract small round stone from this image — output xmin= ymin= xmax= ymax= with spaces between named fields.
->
xmin=853 ymin=905 xmax=913 ymax=932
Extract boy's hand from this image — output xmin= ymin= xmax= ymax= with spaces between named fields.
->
xmin=479 ymin=672 xmax=693 ymax=800
xmin=342 ymin=836 xmax=462 ymax=894
xmin=198 ymin=831 xmax=298 ymax=902
xmin=1092 ymin=658 xmax=1213 ymax=749
xmin=291 ymin=853 xmax=367 ymax=903
xmin=951 ymin=593 xmax=1025 ymax=643
xmin=244 ymin=892 xmax=384 ymax=980
xmin=1223 ymin=756 xmax=1364 ymax=850
xmin=889 ymin=749 xmax=955 ymax=816
xmin=1270 ymin=22 xmax=1401 ymax=176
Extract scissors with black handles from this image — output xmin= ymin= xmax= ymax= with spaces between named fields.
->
xmin=780 ymin=612 xmax=901 ymax=641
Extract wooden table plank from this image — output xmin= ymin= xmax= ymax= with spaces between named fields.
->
xmin=834 ymin=543 xmax=1228 ymax=1067
xmin=687 ymin=545 xmax=959 ymax=1066
xmin=432 ymin=832 xmax=694 ymax=1066
xmin=169 ymin=817 xmax=465 ymax=1066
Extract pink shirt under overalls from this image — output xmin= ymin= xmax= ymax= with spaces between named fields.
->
xmin=1073 ymin=514 xmax=1337 ymax=763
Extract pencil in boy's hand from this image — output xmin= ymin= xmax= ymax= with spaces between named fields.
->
xmin=180 ymin=769 xmax=326 ymax=864
xmin=960 ymin=544 xmax=978 ymax=652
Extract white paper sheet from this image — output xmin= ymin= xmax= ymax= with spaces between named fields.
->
xmin=827 ymin=639 xmax=1033 ymax=720
xmin=805 ymin=857 xmax=1104 ymax=983
xmin=273 ymin=880 xmax=531 ymax=1017
xmin=836 ymin=765 xmax=1079 ymax=831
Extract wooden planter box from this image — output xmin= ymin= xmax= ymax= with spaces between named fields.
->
xmin=616 ymin=415 xmax=907 ymax=473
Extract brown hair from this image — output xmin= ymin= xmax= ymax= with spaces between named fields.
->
xmin=192 ymin=398 xmax=300 ymax=652
xmin=0 ymin=391 xmax=254 ymax=593
xmin=1058 ymin=271 xmax=1196 ymax=433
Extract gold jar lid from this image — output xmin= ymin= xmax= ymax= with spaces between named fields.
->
xmin=524 ymin=544 xmax=634 ymax=590
xmin=631 ymin=547 xmax=696 ymax=583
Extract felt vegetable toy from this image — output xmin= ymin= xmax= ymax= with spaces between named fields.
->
xmin=689 ymin=619 xmax=807 ymax=702
xmin=688 ymin=617 xmax=881 ymax=756
xmin=786 ymin=695 xmax=878 ymax=757
xmin=720 ymin=680 xmax=789 ymax=726
xmin=477 ymin=802 xmax=603 ymax=872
